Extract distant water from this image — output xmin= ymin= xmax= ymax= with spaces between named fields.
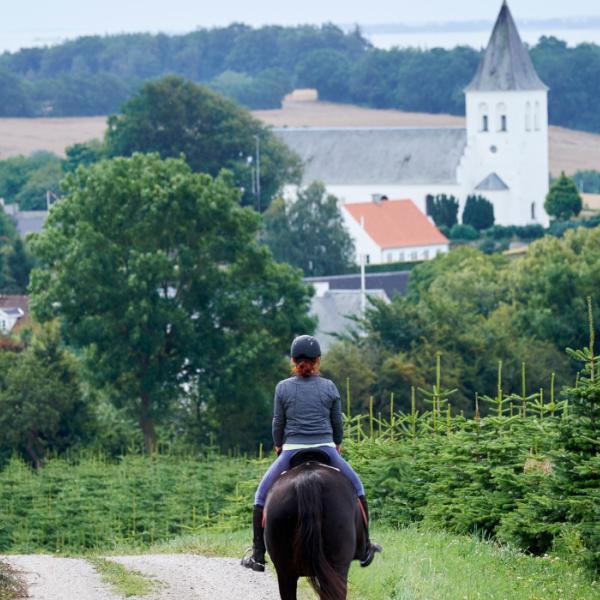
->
xmin=366 ymin=28 xmax=600 ymax=50
xmin=2 ymin=26 xmax=600 ymax=55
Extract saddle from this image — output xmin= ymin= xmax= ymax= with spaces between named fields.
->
xmin=288 ymin=447 xmax=333 ymax=469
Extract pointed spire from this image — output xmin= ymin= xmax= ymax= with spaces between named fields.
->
xmin=466 ymin=2 xmax=547 ymax=92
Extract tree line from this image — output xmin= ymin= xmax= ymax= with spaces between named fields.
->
xmin=2 ymin=26 xmax=600 ymax=132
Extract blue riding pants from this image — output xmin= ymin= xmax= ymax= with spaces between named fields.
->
xmin=254 ymin=445 xmax=365 ymax=507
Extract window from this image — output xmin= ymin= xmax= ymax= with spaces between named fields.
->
xmin=387 ymin=252 xmax=394 ymax=262
xmin=410 ymin=251 xmax=418 ymax=261
xmin=398 ymin=252 xmax=405 ymax=262
xmin=0 ymin=320 xmax=5 ymax=332
xmin=531 ymin=203 xmax=536 ymax=220
xmin=479 ymin=102 xmax=489 ymax=132
xmin=365 ymin=254 xmax=370 ymax=265
xmin=534 ymin=101 xmax=541 ymax=131
xmin=422 ymin=249 xmax=429 ymax=260
xmin=497 ymin=103 xmax=507 ymax=131
xmin=525 ymin=101 xmax=532 ymax=131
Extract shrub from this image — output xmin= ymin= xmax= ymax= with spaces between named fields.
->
xmin=449 ymin=223 xmax=479 ymax=240
xmin=462 ymin=194 xmax=494 ymax=230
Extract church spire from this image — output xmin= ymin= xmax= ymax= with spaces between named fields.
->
xmin=465 ymin=1 xmax=547 ymax=92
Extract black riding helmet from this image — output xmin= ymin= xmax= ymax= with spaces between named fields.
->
xmin=290 ymin=335 xmax=321 ymax=359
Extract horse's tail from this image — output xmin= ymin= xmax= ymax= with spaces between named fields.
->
xmin=293 ymin=469 xmax=346 ymax=600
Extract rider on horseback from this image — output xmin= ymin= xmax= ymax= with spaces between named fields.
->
xmin=241 ymin=335 xmax=382 ymax=572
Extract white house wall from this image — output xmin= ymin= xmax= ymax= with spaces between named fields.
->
xmin=341 ymin=209 xmax=381 ymax=263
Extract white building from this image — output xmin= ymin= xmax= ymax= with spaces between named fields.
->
xmin=0 ymin=296 xmax=29 ymax=335
xmin=275 ymin=2 xmax=550 ymax=229
xmin=342 ymin=198 xmax=449 ymax=264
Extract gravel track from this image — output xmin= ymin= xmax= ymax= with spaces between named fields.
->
xmin=1 ymin=554 xmax=282 ymax=600
xmin=3 ymin=555 xmax=122 ymax=600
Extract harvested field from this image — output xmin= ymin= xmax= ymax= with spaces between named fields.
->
xmin=1 ymin=101 xmax=600 ymax=176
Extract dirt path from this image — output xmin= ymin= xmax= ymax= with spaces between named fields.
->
xmin=113 ymin=554 xmax=281 ymax=600
xmin=2 ymin=554 xmax=282 ymax=600
xmin=4 ymin=555 xmax=122 ymax=600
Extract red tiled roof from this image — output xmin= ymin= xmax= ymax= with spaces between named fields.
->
xmin=344 ymin=199 xmax=449 ymax=249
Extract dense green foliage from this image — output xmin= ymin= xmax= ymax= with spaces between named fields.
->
xmin=462 ymin=194 xmax=494 ymax=230
xmin=0 ymin=453 xmax=264 ymax=552
xmin=105 ymin=76 xmax=301 ymax=210
xmin=0 ymin=324 xmax=91 ymax=467
xmin=262 ymin=182 xmax=355 ymax=276
xmin=425 ymin=194 xmax=459 ymax=228
xmin=0 ymin=152 xmax=61 ymax=210
xmin=545 ymin=172 xmax=583 ymax=220
xmin=2 ymin=28 xmax=600 ymax=132
xmin=0 ymin=204 xmax=32 ymax=294
xmin=29 ymin=154 xmax=314 ymax=452
xmin=323 ymin=229 xmax=600 ymax=416
xmin=449 ymin=223 xmax=479 ymax=240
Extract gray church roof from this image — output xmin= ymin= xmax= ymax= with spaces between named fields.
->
xmin=475 ymin=172 xmax=509 ymax=191
xmin=274 ymin=128 xmax=467 ymax=185
xmin=465 ymin=2 xmax=548 ymax=92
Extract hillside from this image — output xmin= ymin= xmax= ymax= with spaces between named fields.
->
xmin=1 ymin=100 xmax=599 ymax=177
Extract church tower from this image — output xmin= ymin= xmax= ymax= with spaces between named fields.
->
xmin=459 ymin=1 xmax=550 ymax=226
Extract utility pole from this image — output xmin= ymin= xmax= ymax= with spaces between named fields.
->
xmin=254 ymin=135 xmax=261 ymax=212
xmin=360 ymin=254 xmax=366 ymax=314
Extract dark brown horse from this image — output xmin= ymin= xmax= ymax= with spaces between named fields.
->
xmin=264 ymin=451 xmax=367 ymax=600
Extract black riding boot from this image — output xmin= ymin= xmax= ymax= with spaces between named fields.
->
xmin=241 ymin=505 xmax=266 ymax=572
xmin=358 ymin=495 xmax=383 ymax=567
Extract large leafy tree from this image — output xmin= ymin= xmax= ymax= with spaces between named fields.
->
xmin=0 ymin=324 xmax=91 ymax=467
xmin=545 ymin=172 xmax=583 ymax=221
xmin=30 ymin=154 xmax=314 ymax=452
xmin=105 ymin=75 xmax=301 ymax=211
xmin=263 ymin=182 xmax=355 ymax=276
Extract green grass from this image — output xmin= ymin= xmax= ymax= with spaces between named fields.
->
xmin=346 ymin=528 xmax=599 ymax=600
xmin=88 ymin=557 xmax=158 ymax=597
xmin=0 ymin=562 xmax=26 ymax=600
xmin=134 ymin=526 xmax=599 ymax=600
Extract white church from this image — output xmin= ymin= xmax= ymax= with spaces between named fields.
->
xmin=275 ymin=0 xmax=551 ymax=258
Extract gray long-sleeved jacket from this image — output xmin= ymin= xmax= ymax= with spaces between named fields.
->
xmin=272 ymin=375 xmax=344 ymax=447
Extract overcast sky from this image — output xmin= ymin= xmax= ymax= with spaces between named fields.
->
xmin=3 ymin=0 xmax=600 ymax=52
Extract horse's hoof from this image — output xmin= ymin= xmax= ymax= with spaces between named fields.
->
xmin=360 ymin=542 xmax=383 ymax=568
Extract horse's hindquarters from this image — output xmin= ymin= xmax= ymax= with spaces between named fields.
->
xmin=264 ymin=464 xmax=360 ymax=599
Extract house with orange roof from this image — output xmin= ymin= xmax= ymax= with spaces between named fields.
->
xmin=342 ymin=198 xmax=449 ymax=264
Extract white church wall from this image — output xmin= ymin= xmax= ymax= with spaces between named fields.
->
xmin=460 ymin=89 xmax=550 ymax=227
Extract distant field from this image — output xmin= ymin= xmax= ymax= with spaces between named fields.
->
xmin=1 ymin=101 xmax=599 ymax=176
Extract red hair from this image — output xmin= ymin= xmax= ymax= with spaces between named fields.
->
xmin=292 ymin=357 xmax=320 ymax=378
